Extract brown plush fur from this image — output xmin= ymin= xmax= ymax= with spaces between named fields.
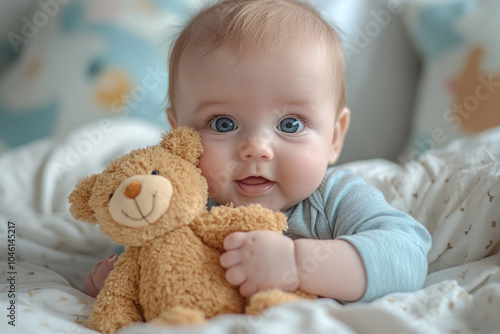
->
xmin=68 ymin=127 xmax=313 ymax=334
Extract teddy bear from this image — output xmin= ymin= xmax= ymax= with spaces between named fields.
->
xmin=68 ymin=126 xmax=313 ymax=334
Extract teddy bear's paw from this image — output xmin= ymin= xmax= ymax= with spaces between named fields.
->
xmin=245 ymin=289 xmax=304 ymax=315
xmin=151 ymin=307 xmax=206 ymax=326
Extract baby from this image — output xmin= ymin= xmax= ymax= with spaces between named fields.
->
xmin=84 ymin=0 xmax=431 ymax=303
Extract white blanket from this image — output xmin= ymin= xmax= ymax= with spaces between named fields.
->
xmin=1 ymin=121 xmax=499 ymax=334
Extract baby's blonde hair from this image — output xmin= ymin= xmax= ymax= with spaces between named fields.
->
xmin=168 ymin=0 xmax=345 ymax=117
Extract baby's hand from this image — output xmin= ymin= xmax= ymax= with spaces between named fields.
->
xmin=220 ymin=231 xmax=299 ymax=297
xmin=84 ymin=253 xmax=117 ymax=298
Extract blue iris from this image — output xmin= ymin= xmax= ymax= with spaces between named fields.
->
xmin=277 ymin=117 xmax=304 ymax=133
xmin=210 ymin=117 xmax=237 ymax=132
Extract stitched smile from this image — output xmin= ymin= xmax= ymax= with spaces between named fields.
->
xmin=121 ymin=193 xmax=157 ymax=224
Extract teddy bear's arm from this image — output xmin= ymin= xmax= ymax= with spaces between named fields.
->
xmin=89 ymin=247 xmax=143 ymax=334
xmin=191 ymin=204 xmax=288 ymax=251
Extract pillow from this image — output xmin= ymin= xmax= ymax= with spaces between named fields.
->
xmin=402 ymin=0 xmax=500 ymax=162
xmin=0 ymin=0 xmax=196 ymax=153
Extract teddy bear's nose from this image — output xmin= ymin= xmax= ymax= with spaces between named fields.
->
xmin=125 ymin=182 xmax=141 ymax=199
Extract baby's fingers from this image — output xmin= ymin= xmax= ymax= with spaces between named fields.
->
xmin=220 ymin=250 xmax=242 ymax=268
xmin=223 ymin=231 xmax=248 ymax=250
xmin=225 ymin=265 xmax=247 ymax=286
xmin=239 ymin=281 xmax=258 ymax=298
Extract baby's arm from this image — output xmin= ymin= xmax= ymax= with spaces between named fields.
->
xmin=220 ymin=232 xmax=366 ymax=301
xmin=293 ymin=238 xmax=366 ymax=300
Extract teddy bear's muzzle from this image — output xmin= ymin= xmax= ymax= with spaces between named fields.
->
xmin=108 ymin=175 xmax=173 ymax=228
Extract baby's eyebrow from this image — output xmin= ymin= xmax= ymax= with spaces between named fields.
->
xmin=194 ymin=100 xmax=230 ymax=112
xmin=285 ymin=99 xmax=312 ymax=107
xmin=277 ymin=99 xmax=315 ymax=112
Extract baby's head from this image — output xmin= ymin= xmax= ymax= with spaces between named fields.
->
xmin=166 ymin=0 xmax=350 ymax=211
xmin=168 ymin=0 xmax=346 ymax=118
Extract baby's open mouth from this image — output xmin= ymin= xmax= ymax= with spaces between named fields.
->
xmin=235 ymin=176 xmax=275 ymax=195
xmin=239 ymin=176 xmax=270 ymax=185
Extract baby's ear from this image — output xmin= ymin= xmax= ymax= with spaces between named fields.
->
xmin=68 ymin=174 xmax=99 ymax=224
xmin=160 ymin=126 xmax=204 ymax=165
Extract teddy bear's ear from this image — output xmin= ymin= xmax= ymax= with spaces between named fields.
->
xmin=68 ymin=174 xmax=99 ymax=224
xmin=160 ymin=126 xmax=204 ymax=165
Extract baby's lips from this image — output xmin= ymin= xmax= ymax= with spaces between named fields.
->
xmin=236 ymin=177 xmax=276 ymax=196
xmin=239 ymin=176 xmax=271 ymax=185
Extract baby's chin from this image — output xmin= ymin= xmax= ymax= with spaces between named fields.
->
xmin=211 ymin=195 xmax=296 ymax=212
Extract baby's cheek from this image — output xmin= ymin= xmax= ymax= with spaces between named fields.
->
xmin=282 ymin=153 xmax=327 ymax=198
xmin=199 ymin=147 xmax=230 ymax=198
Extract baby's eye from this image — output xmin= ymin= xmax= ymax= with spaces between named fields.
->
xmin=151 ymin=170 xmax=159 ymax=175
xmin=209 ymin=117 xmax=238 ymax=132
xmin=277 ymin=117 xmax=305 ymax=133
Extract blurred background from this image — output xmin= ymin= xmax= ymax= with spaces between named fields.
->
xmin=0 ymin=0 xmax=499 ymax=164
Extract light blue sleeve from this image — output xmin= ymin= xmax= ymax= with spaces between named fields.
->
xmin=285 ymin=168 xmax=431 ymax=303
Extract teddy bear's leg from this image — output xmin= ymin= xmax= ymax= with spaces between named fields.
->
xmin=150 ymin=306 xmax=206 ymax=326
xmin=245 ymin=289 xmax=316 ymax=315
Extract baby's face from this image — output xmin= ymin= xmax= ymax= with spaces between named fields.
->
xmin=171 ymin=44 xmax=347 ymax=211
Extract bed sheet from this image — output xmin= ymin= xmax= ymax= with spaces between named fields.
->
xmin=0 ymin=121 xmax=499 ymax=334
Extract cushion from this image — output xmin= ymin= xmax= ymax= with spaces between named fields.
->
xmin=402 ymin=0 xmax=500 ymax=162
xmin=0 ymin=0 xmax=195 ymax=153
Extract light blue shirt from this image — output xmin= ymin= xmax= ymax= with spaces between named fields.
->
xmin=283 ymin=167 xmax=431 ymax=302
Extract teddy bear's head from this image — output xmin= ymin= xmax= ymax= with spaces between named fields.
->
xmin=68 ymin=127 xmax=207 ymax=246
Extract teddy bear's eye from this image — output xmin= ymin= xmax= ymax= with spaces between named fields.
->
xmin=109 ymin=193 xmax=114 ymax=201
xmin=151 ymin=170 xmax=160 ymax=175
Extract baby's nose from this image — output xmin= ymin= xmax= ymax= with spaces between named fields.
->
xmin=239 ymin=136 xmax=273 ymax=161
